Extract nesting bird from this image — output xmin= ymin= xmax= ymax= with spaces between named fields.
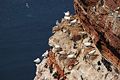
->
xmin=70 ymin=19 xmax=77 ymax=24
xmin=59 ymin=51 xmax=65 ymax=54
xmin=83 ymin=37 xmax=90 ymax=43
xmin=62 ymin=28 xmax=67 ymax=33
xmin=52 ymin=48 xmax=57 ymax=53
xmin=64 ymin=11 xmax=71 ymax=20
xmin=56 ymin=20 xmax=60 ymax=26
xmin=88 ymin=49 xmax=96 ymax=54
xmin=79 ymin=31 xmax=87 ymax=34
xmin=64 ymin=11 xmax=70 ymax=16
xmin=42 ymin=50 xmax=49 ymax=57
xmin=34 ymin=58 xmax=40 ymax=64
xmin=64 ymin=16 xmax=71 ymax=20
xmin=83 ymin=42 xmax=92 ymax=47
xmin=61 ymin=18 xmax=65 ymax=22
xmin=54 ymin=44 xmax=61 ymax=49
xmin=82 ymin=36 xmax=92 ymax=47
xmin=67 ymin=54 xmax=75 ymax=58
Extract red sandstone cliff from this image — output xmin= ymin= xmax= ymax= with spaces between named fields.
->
xmin=34 ymin=0 xmax=120 ymax=80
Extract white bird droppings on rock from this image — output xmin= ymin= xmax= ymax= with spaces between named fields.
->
xmin=34 ymin=8 xmax=120 ymax=80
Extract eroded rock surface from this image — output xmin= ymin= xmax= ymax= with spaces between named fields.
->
xmin=34 ymin=0 xmax=120 ymax=80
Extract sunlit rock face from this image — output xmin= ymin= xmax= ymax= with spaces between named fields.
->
xmin=34 ymin=0 xmax=120 ymax=80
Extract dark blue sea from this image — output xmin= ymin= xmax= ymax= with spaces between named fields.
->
xmin=0 ymin=0 xmax=74 ymax=80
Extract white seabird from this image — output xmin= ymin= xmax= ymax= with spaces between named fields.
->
xmin=89 ymin=49 xmax=96 ymax=54
xmin=56 ymin=20 xmax=60 ymax=26
xmin=54 ymin=44 xmax=60 ymax=49
xmin=67 ymin=54 xmax=75 ymax=58
xmin=64 ymin=16 xmax=71 ymax=20
xmin=25 ymin=3 xmax=30 ymax=8
xmin=42 ymin=50 xmax=49 ymax=57
xmin=83 ymin=37 xmax=90 ymax=43
xmin=52 ymin=48 xmax=57 ymax=53
xmin=62 ymin=28 xmax=67 ymax=33
xmin=34 ymin=58 xmax=40 ymax=64
xmin=53 ymin=25 xmax=59 ymax=29
xmin=70 ymin=19 xmax=77 ymax=24
xmin=115 ymin=11 xmax=119 ymax=14
xmin=79 ymin=31 xmax=87 ymax=34
xmin=61 ymin=18 xmax=65 ymax=22
xmin=59 ymin=51 xmax=65 ymax=54
xmin=52 ymin=68 xmax=57 ymax=75
xmin=84 ymin=42 xmax=92 ymax=47
xmin=64 ymin=11 xmax=70 ymax=16
xmin=117 ymin=7 xmax=120 ymax=10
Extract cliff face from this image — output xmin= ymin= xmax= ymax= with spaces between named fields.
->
xmin=34 ymin=0 xmax=120 ymax=80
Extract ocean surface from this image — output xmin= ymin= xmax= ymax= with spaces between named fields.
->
xmin=0 ymin=0 xmax=74 ymax=80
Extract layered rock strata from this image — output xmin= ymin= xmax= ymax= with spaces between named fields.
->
xmin=34 ymin=0 xmax=120 ymax=80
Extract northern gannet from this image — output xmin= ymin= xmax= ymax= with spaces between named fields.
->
xmin=25 ymin=3 xmax=29 ymax=8
xmin=89 ymin=49 xmax=96 ymax=54
xmin=70 ymin=19 xmax=77 ymax=24
xmin=83 ymin=42 xmax=92 ymax=47
xmin=56 ymin=20 xmax=60 ymax=26
xmin=54 ymin=44 xmax=60 ymax=49
xmin=83 ymin=37 xmax=90 ymax=43
xmin=64 ymin=11 xmax=70 ymax=16
xmin=64 ymin=16 xmax=71 ymax=20
xmin=42 ymin=50 xmax=49 ymax=57
xmin=34 ymin=58 xmax=40 ymax=64
xmin=67 ymin=54 xmax=75 ymax=58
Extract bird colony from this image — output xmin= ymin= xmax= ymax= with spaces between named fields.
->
xmin=34 ymin=11 xmax=120 ymax=80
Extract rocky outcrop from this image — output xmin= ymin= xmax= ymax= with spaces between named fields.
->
xmin=74 ymin=0 xmax=120 ymax=71
xmin=34 ymin=0 xmax=120 ymax=80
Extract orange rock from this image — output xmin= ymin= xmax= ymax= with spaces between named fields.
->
xmin=47 ymin=50 xmax=65 ymax=79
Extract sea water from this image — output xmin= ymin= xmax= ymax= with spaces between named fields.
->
xmin=0 ymin=0 xmax=74 ymax=80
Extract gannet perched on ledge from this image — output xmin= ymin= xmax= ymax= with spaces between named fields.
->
xmin=56 ymin=20 xmax=60 ymax=26
xmin=64 ymin=11 xmax=70 ymax=16
xmin=64 ymin=16 xmax=71 ymax=20
xmin=42 ymin=50 xmax=49 ymax=58
xmin=67 ymin=54 xmax=75 ymax=58
xmin=70 ymin=19 xmax=77 ymax=24
xmin=34 ymin=58 xmax=40 ymax=64
xmin=64 ymin=11 xmax=71 ymax=20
